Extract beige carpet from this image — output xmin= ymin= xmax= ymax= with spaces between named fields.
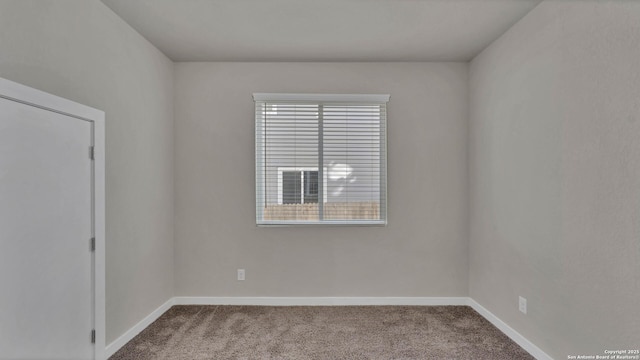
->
xmin=109 ymin=305 xmax=533 ymax=360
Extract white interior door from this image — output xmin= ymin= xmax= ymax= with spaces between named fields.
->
xmin=0 ymin=96 xmax=94 ymax=360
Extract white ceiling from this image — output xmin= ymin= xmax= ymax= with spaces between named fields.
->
xmin=102 ymin=0 xmax=541 ymax=62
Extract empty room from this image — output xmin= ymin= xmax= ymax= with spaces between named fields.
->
xmin=0 ymin=0 xmax=638 ymax=359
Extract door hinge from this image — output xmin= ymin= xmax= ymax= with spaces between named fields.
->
xmin=91 ymin=329 xmax=95 ymax=344
xmin=89 ymin=146 xmax=94 ymax=160
xmin=90 ymin=237 xmax=95 ymax=252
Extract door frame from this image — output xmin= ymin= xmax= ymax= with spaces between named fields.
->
xmin=0 ymin=77 xmax=106 ymax=360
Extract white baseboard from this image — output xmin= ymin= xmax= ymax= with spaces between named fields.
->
xmin=104 ymin=298 xmax=175 ymax=359
xmin=173 ymin=296 xmax=469 ymax=306
xmin=104 ymin=296 xmax=551 ymax=360
xmin=467 ymin=299 xmax=553 ymax=360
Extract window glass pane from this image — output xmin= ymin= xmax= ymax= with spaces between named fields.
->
xmin=323 ymin=105 xmax=381 ymax=221
xmin=303 ymin=171 xmax=318 ymax=204
xmin=259 ymin=103 xmax=320 ymax=221
xmin=282 ymin=171 xmax=301 ymax=204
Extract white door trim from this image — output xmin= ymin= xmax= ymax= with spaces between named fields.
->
xmin=0 ymin=77 xmax=106 ymax=360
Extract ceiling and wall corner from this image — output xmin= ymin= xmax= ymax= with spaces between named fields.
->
xmin=101 ymin=0 xmax=542 ymax=62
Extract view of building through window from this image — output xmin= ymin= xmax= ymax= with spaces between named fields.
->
xmin=282 ymin=170 xmax=318 ymax=204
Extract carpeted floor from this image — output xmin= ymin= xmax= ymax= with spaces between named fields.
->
xmin=109 ymin=305 xmax=533 ymax=360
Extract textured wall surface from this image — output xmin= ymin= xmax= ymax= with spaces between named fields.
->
xmin=174 ymin=62 xmax=469 ymax=297
xmin=0 ymin=0 xmax=175 ymax=344
xmin=469 ymin=1 xmax=640 ymax=358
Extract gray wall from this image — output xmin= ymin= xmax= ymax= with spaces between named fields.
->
xmin=469 ymin=1 xmax=640 ymax=358
xmin=175 ymin=62 xmax=468 ymax=297
xmin=0 ymin=0 xmax=175 ymax=344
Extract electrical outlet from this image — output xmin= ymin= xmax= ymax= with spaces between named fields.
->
xmin=519 ymin=296 xmax=527 ymax=314
xmin=237 ymin=269 xmax=245 ymax=281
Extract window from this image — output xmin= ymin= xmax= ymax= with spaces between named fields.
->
xmin=255 ymin=93 xmax=389 ymax=225
xmin=277 ymin=167 xmax=328 ymax=205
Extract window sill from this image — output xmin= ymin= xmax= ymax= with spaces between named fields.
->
xmin=256 ymin=220 xmax=387 ymax=227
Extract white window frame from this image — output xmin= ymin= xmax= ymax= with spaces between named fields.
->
xmin=277 ymin=167 xmax=328 ymax=205
xmin=255 ymin=93 xmax=389 ymax=226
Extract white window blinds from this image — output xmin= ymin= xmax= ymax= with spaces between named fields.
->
xmin=254 ymin=93 xmax=389 ymax=225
